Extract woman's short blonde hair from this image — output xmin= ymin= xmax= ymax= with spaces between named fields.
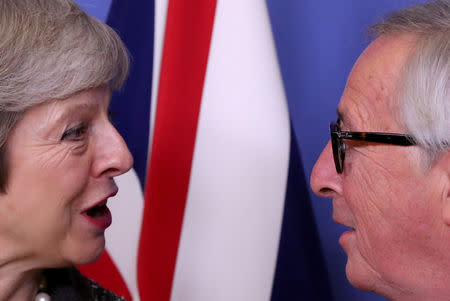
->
xmin=0 ymin=0 xmax=129 ymax=192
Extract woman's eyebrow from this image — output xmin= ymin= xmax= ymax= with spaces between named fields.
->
xmin=53 ymin=102 xmax=97 ymax=125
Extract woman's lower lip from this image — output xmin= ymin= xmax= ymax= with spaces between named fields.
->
xmin=82 ymin=207 xmax=112 ymax=229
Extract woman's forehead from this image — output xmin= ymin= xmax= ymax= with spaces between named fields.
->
xmin=18 ymin=87 xmax=110 ymax=130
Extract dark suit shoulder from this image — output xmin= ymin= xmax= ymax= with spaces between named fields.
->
xmin=43 ymin=267 xmax=128 ymax=301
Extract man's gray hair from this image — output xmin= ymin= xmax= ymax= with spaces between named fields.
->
xmin=371 ymin=0 xmax=450 ymax=162
xmin=0 ymin=0 xmax=129 ymax=191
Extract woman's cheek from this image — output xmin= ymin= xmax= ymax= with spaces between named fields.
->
xmin=32 ymin=142 xmax=88 ymax=170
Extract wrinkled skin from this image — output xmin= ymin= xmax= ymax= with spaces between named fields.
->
xmin=0 ymin=86 xmax=133 ymax=270
xmin=310 ymin=34 xmax=450 ymax=301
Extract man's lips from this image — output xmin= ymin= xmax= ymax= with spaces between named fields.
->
xmin=333 ymin=216 xmax=355 ymax=230
xmin=334 ymin=219 xmax=356 ymax=249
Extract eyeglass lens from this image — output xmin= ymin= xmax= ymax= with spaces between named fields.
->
xmin=330 ymin=122 xmax=344 ymax=174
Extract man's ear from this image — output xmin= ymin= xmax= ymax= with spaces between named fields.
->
xmin=439 ymin=151 xmax=450 ymax=226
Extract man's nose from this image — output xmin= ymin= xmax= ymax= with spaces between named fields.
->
xmin=310 ymin=141 xmax=342 ymax=198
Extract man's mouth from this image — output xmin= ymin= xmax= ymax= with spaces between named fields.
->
xmin=333 ymin=218 xmax=355 ymax=231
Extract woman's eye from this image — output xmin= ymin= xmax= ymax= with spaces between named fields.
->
xmin=61 ymin=124 xmax=88 ymax=141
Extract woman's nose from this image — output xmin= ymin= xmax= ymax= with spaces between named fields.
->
xmin=310 ymin=141 xmax=342 ymax=198
xmin=92 ymin=122 xmax=134 ymax=178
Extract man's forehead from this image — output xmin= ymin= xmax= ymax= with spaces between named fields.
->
xmin=336 ymin=34 xmax=416 ymax=131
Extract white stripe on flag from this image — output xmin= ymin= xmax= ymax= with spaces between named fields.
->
xmin=170 ymin=1 xmax=290 ymax=300
xmin=149 ymin=0 xmax=169 ymax=158
xmin=106 ymin=169 xmax=144 ymax=301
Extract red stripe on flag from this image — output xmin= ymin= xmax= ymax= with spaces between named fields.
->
xmin=137 ymin=1 xmax=217 ymax=300
xmin=78 ymin=250 xmax=132 ymax=300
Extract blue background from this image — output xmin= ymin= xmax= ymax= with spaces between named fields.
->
xmin=75 ymin=1 xmax=427 ymax=300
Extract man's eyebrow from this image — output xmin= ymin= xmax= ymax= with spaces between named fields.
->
xmin=336 ymin=109 xmax=344 ymax=123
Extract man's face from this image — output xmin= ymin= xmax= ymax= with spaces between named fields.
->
xmin=311 ymin=34 xmax=450 ymax=299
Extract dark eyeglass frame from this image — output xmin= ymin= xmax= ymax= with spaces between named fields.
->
xmin=330 ymin=121 xmax=416 ymax=174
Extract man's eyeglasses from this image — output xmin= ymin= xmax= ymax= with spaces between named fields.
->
xmin=330 ymin=121 xmax=416 ymax=174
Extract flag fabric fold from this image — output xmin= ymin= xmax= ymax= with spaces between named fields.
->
xmin=80 ymin=1 xmax=331 ymax=300
xmin=138 ymin=1 xmax=217 ymax=300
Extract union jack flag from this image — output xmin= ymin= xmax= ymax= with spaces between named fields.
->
xmin=78 ymin=1 xmax=330 ymax=300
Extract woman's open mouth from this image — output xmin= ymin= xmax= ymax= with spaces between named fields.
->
xmin=82 ymin=201 xmax=112 ymax=229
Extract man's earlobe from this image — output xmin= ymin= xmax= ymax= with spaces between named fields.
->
xmin=443 ymin=189 xmax=450 ymax=226
xmin=440 ymin=152 xmax=450 ymax=226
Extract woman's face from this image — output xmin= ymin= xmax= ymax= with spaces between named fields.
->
xmin=0 ymin=86 xmax=133 ymax=267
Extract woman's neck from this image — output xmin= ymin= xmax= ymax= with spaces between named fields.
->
xmin=0 ymin=233 xmax=50 ymax=301
xmin=0 ymin=261 xmax=42 ymax=301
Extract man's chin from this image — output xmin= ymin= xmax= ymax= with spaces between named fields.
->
xmin=345 ymin=256 xmax=379 ymax=293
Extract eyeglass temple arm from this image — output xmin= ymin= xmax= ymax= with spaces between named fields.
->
xmin=338 ymin=131 xmax=416 ymax=146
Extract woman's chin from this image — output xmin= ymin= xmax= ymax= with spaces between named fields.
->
xmin=58 ymin=236 xmax=106 ymax=267
xmin=80 ymin=243 xmax=106 ymax=266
